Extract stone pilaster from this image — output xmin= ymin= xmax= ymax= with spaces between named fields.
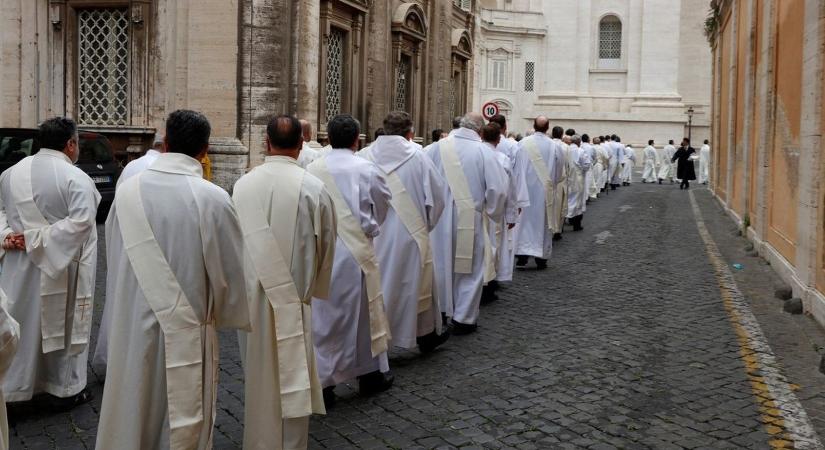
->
xmin=209 ymin=137 xmax=249 ymax=193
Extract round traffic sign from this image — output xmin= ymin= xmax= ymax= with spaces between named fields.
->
xmin=482 ymin=102 xmax=500 ymax=120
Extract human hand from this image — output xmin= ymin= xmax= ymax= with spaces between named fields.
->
xmin=507 ymin=223 xmax=516 ymax=230
xmin=2 ymin=233 xmax=24 ymax=250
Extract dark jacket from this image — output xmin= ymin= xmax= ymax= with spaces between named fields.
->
xmin=672 ymin=146 xmax=696 ymax=181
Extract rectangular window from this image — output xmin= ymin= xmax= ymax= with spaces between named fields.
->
xmin=489 ymin=59 xmax=508 ymax=90
xmin=324 ymin=28 xmax=346 ymax=123
xmin=525 ymin=62 xmax=535 ymax=92
xmin=77 ymin=8 xmax=130 ymax=126
xmin=453 ymin=0 xmax=471 ymax=11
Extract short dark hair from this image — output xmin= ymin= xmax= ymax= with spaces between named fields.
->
xmin=648 ymin=139 xmax=654 ymax=145
xmin=582 ymin=134 xmax=590 ymax=143
xmin=669 ymin=140 xmax=674 ymax=145
xmin=682 ymin=137 xmax=691 ymax=144
xmin=383 ymin=111 xmax=413 ymax=137
xmin=374 ymin=128 xmax=385 ymax=140
xmin=166 ymin=110 xmax=211 ymax=158
xmin=704 ymin=139 xmax=709 ymax=145
xmin=431 ymin=129 xmax=444 ymax=143
xmin=488 ymin=114 xmax=507 ymax=131
xmin=481 ymin=123 xmax=502 ymax=144
xmin=551 ymin=126 xmax=564 ymax=139
xmin=267 ymin=115 xmax=302 ymax=150
xmin=565 ymin=128 xmax=575 ymax=137
xmin=328 ymin=114 xmax=361 ymax=149
xmin=38 ymin=117 xmax=78 ymax=151
xmin=452 ymin=116 xmax=462 ymax=129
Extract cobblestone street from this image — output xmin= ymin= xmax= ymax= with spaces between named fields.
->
xmin=8 ymin=180 xmax=825 ymax=449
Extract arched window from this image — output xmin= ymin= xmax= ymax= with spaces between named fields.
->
xmin=598 ymin=15 xmax=622 ymax=68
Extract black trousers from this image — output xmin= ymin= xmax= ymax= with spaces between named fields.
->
xmin=681 ymin=179 xmax=690 ymax=189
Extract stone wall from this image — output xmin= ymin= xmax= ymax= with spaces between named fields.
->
xmin=710 ymin=0 xmax=825 ymax=329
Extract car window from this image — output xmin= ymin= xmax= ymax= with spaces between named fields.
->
xmin=78 ymin=137 xmax=113 ymax=163
xmin=0 ymin=135 xmax=36 ymax=164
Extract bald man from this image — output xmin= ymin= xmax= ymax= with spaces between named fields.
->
xmin=426 ymin=112 xmax=507 ymax=335
xmin=513 ymin=117 xmax=566 ymax=270
xmin=298 ymin=120 xmax=322 ymax=168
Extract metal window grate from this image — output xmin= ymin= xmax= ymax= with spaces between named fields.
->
xmin=453 ymin=0 xmax=471 ymax=10
xmin=599 ymin=17 xmax=622 ymax=60
xmin=325 ymin=28 xmax=345 ymax=123
xmin=395 ymin=56 xmax=410 ymax=112
xmin=525 ymin=62 xmax=535 ymax=92
xmin=449 ymin=74 xmax=458 ymax=117
xmin=78 ymin=8 xmax=130 ymax=126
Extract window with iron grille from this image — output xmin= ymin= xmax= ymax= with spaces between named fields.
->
xmin=453 ymin=0 xmax=471 ymax=11
xmin=395 ymin=55 xmax=412 ymax=112
xmin=325 ymin=28 xmax=345 ymax=123
xmin=524 ymin=62 xmax=535 ymax=92
xmin=77 ymin=8 xmax=130 ymax=126
xmin=599 ymin=16 xmax=622 ymax=60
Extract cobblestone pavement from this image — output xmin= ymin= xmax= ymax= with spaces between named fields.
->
xmin=8 ymin=178 xmax=825 ymax=449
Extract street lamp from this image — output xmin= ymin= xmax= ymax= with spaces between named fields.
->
xmin=686 ymin=106 xmax=695 ymax=143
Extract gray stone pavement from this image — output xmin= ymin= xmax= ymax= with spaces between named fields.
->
xmin=8 ymin=177 xmax=825 ymax=449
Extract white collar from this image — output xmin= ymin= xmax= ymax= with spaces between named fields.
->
xmin=367 ymin=136 xmax=417 ymax=174
xmin=37 ymin=148 xmax=72 ymax=164
xmin=149 ymin=152 xmax=204 ymax=177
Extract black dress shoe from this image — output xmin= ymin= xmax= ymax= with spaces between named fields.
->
xmin=480 ymin=286 xmax=499 ymax=305
xmin=552 ymin=233 xmax=562 ymax=241
xmin=515 ymin=255 xmax=529 ymax=267
xmin=451 ymin=320 xmax=478 ymax=335
xmin=417 ymin=328 xmax=451 ymax=353
xmin=50 ymin=388 xmax=93 ymax=412
xmin=323 ymin=386 xmax=336 ymax=408
xmin=535 ymin=258 xmax=548 ymax=270
xmin=358 ymin=371 xmax=394 ymax=396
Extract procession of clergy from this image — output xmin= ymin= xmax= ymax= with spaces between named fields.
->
xmin=0 ymin=109 xmax=710 ymax=450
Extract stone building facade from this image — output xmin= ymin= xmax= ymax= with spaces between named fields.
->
xmin=0 ymin=0 xmax=478 ymax=189
xmin=472 ymin=0 xmax=712 ymax=150
xmin=709 ymin=0 xmax=825 ymax=327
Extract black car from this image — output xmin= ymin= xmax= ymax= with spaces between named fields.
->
xmin=0 ymin=128 xmax=121 ymax=220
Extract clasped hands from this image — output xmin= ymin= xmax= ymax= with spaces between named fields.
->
xmin=2 ymin=233 xmax=25 ymax=251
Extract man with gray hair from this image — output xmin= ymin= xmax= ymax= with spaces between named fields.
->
xmin=297 ymin=119 xmax=321 ymax=168
xmin=360 ymin=111 xmax=450 ymax=353
xmin=565 ymin=135 xmax=591 ymax=232
xmin=426 ymin=112 xmax=507 ymax=335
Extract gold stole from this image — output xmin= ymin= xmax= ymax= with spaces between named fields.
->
xmin=522 ymin=138 xmax=557 ymax=232
xmin=307 ymin=158 xmax=390 ymax=357
xmin=9 ymin=156 xmax=92 ymax=355
xmin=233 ymin=165 xmax=314 ymax=418
xmin=116 ymin=174 xmax=206 ymax=449
xmin=440 ymin=139 xmax=495 ymax=283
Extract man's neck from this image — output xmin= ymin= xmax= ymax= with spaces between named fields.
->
xmin=267 ymin=149 xmax=300 ymax=159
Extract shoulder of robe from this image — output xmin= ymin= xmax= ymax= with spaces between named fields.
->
xmin=190 ymin=176 xmax=233 ymax=204
xmin=300 ymin=170 xmax=326 ymax=198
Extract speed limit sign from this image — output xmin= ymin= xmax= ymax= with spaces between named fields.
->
xmin=482 ymin=102 xmax=500 ymax=120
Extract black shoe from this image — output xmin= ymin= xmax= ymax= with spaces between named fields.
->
xmin=451 ymin=320 xmax=478 ymax=335
xmin=323 ymin=386 xmax=336 ymax=408
xmin=488 ymin=280 xmax=500 ymax=292
xmin=535 ymin=258 xmax=548 ymax=270
xmin=358 ymin=371 xmax=394 ymax=396
xmin=49 ymin=388 xmax=93 ymax=412
xmin=515 ymin=255 xmax=529 ymax=267
xmin=658 ymin=179 xmax=662 ymax=184
xmin=481 ymin=285 xmax=499 ymax=305
xmin=610 ymin=185 xmax=617 ymax=191
xmin=552 ymin=233 xmax=562 ymax=241
xmin=417 ymin=328 xmax=451 ymax=353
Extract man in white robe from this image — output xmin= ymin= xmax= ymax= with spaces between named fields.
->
xmin=550 ymin=127 xmax=570 ymax=241
xmin=0 ymin=289 xmax=20 ymax=450
xmin=513 ymin=117 xmax=565 ymax=271
xmin=233 ymin=115 xmax=336 ymax=449
xmin=699 ymin=140 xmax=711 ymax=184
xmin=97 ymin=110 xmax=250 ymax=450
xmin=423 ymin=128 xmax=448 ymax=154
xmin=93 ymin=133 xmax=166 ymax=372
xmin=426 ymin=113 xmax=507 ymax=334
xmin=642 ymin=141 xmax=658 ymax=183
xmin=307 ymin=114 xmax=394 ymax=399
xmin=659 ymin=140 xmax=677 ymax=184
xmin=589 ymin=137 xmax=604 ymax=198
xmin=487 ymin=115 xmax=529 ymax=288
xmin=297 ymin=120 xmax=322 ymax=168
xmin=0 ymin=117 xmax=99 ymax=407
xmin=565 ymin=135 xmax=592 ymax=232
xmin=608 ymin=135 xmax=626 ymax=189
xmin=581 ymin=135 xmax=598 ymax=200
xmin=359 ymin=112 xmax=449 ymax=354
xmin=622 ymin=145 xmax=636 ymax=185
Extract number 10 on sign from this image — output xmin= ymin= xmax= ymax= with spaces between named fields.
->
xmin=482 ymin=102 xmax=499 ymax=120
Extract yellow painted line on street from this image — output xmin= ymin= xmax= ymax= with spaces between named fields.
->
xmin=689 ymin=191 xmax=823 ymax=449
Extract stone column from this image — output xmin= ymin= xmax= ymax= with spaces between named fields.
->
xmin=294 ymin=0 xmax=320 ymax=126
xmin=185 ymin=0 xmax=250 ymax=187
